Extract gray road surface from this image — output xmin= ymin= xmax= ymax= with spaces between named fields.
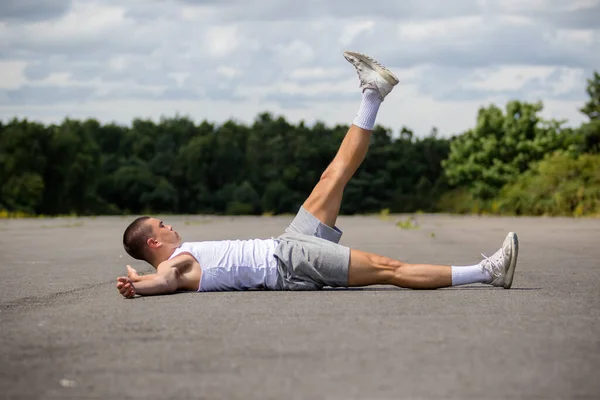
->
xmin=1 ymin=214 xmax=599 ymax=399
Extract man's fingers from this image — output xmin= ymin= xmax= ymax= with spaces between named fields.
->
xmin=118 ymin=283 xmax=129 ymax=295
xmin=116 ymin=276 xmax=135 ymax=298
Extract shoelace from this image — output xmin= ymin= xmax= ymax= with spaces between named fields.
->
xmin=347 ymin=52 xmax=388 ymax=69
xmin=347 ymin=59 xmax=367 ymax=84
xmin=360 ymin=53 xmax=388 ymax=70
xmin=346 ymin=53 xmax=383 ymax=84
xmin=480 ymin=250 xmax=505 ymax=278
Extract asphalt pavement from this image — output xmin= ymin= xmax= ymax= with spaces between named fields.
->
xmin=1 ymin=213 xmax=599 ymax=399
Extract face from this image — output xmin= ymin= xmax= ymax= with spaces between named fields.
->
xmin=148 ymin=218 xmax=181 ymax=248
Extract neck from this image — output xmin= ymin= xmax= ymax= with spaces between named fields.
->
xmin=149 ymin=246 xmax=178 ymax=268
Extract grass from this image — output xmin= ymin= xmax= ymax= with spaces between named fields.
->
xmin=395 ymin=216 xmax=419 ymax=230
xmin=379 ymin=208 xmax=391 ymax=221
xmin=0 ymin=209 xmax=85 ymax=219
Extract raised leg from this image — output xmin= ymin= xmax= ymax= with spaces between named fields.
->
xmin=302 ymin=124 xmax=372 ymax=228
xmin=302 ymin=51 xmax=399 ymax=228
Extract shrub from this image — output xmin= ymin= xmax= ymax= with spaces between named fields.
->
xmin=497 ymin=152 xmax=600 ymax=216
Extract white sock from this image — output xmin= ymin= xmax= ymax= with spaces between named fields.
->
xmin=451 ymin=263 xmax=491 ymax=286
xmin=352 ymin=89 xmax=382 ymax=130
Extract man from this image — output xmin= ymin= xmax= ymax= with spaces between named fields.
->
xmin=117 ymin=51 xmax=519 ymax=298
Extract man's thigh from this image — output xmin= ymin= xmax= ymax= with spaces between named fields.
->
xmin=273 ymin=232 xmax=350 ymax=290
xmin=301 ymin=177 xmax=344 ymax=229
xmin=284 ymin=206 xmax=344 ymax=243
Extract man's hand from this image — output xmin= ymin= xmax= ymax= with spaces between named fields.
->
xmin=126 ymin=265 xmax=140 ymax=282
xmin=115 ymin=255 xmax=193 ymax=298
xmin=116 ymin=277 xmax=136 ymax=298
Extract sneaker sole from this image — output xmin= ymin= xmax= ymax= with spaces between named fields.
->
xmin=503 ymin=232 xmax=519 ymax=289
xmin=343 ymin=51 xmax=399 ymax=86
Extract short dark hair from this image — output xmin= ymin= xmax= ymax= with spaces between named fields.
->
xmin=123 ymin=216 xmax=153 ymax=261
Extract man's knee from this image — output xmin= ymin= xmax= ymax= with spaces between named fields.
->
xmin=374 ymin=255 xmax=406 ymax=285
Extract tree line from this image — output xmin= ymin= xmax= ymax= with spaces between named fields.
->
xmin=1 ymin=72 xmax=599 ymax=217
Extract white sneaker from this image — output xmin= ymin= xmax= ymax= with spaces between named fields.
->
xmin=343 ymin=51 xmax=399 ymax=101
xmin=480 ymin=232 xmax=519 ymax=289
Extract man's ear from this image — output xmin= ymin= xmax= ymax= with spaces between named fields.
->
xmin=147 ymin=237 xmax=160 ymax=249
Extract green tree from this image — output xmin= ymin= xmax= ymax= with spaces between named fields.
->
xmin=577 ymin=71 xmax=600 ymax=154
xmin=42 ymin=119 xmax=102 ymax=214
xmin=580 ymin=71 xmax=600 ymax=120
xmin=0 ymin=112 xmax=476 ymax=216
xmin=175 ymin=132 xmax=216 ymax=213
xmin=0 ymin=119 xmax=49 ymax=212
xmin=110 ymin=162 xmax=157 ymax=213
xmin=262 ymin=180 xmax=298 ymax=214
xmin=442 ymin=101 xmax=574 ymax=199
xmin=498 ymin=152 xmax=600 ymax=216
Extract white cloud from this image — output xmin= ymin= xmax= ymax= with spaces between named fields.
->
xmin=23 ymin=2 xmax=127 ymax=43
xmin=554 ymin=29 xmax=596 ymax=46
xmin=217 ymin=66 xmax=241 ymax=79
xmin=180 ymin=4 xmax=220 ymax=21
xmin=205 ymin=25 xmax=241 ymax=58
xmin=470 ymin=66 xmax=556 ymax=91
xmin=107 ymin=56 xmax=129 ymax=72
xmin=0 ymin=0 xmax=598 ymax=136
xmin=496 ymin=15 xmax=534 ymax=26
xmin=493 ymin=0 xmax=549 ymax=12
xmin=465 ymin=66 xmax=586 ymax=102
xmin=547 ymin=68 xmax=587 ymax=95
xmin=276 ymin=40 xmax=315 ymax=64
xmin=398 ymin=16 xmax=483 ymax=40
xmin=339 ymin=20 xmax=375 ymax=47
xmin=0 ymin=61 xmax=27 ymax=89
xmin=562 ymin=0 xmax=600 ymax=11
xmin=167 ymin=72 xmax=190 ymax=86
xmin=237 ymin=78 xmax=357 ymax=99
xmin=289 ymin=68 xmax=346 ymax=80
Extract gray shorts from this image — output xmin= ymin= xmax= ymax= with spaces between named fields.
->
xmin=273 ymin=206 xmax=350 ymax=290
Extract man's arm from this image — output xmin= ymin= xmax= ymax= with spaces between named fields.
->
xmin=136 ymin=274 xmax=158 ymax=281
xmin=117 ymin=255 xmax=194 ymax=298
xmin=126 ymin=265 xmax=157 ymax=282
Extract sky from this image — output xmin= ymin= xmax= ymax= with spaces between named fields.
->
xmin=0 ymin=0 xmax=599 ymax=137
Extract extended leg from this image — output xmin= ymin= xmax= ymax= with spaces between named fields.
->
xmin=348 ymin=249 xmax=453 ymax=289
xmin=347 ymin=232 xmax=519 ymax=289
xmin=303 ymin=52 xmax=399 ymax=228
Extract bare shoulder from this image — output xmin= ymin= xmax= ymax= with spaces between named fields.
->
xmin=158 ymin=252 xmax=195 ymax=271
xmin=158 ymin=252 xmax=201 ymax=291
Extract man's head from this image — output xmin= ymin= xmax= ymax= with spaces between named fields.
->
xmin=123 ymin=216 xmax=181 ymax=264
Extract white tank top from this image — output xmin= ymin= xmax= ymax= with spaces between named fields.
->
xmin=168 ymin=239 xmax=279 ymax=291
